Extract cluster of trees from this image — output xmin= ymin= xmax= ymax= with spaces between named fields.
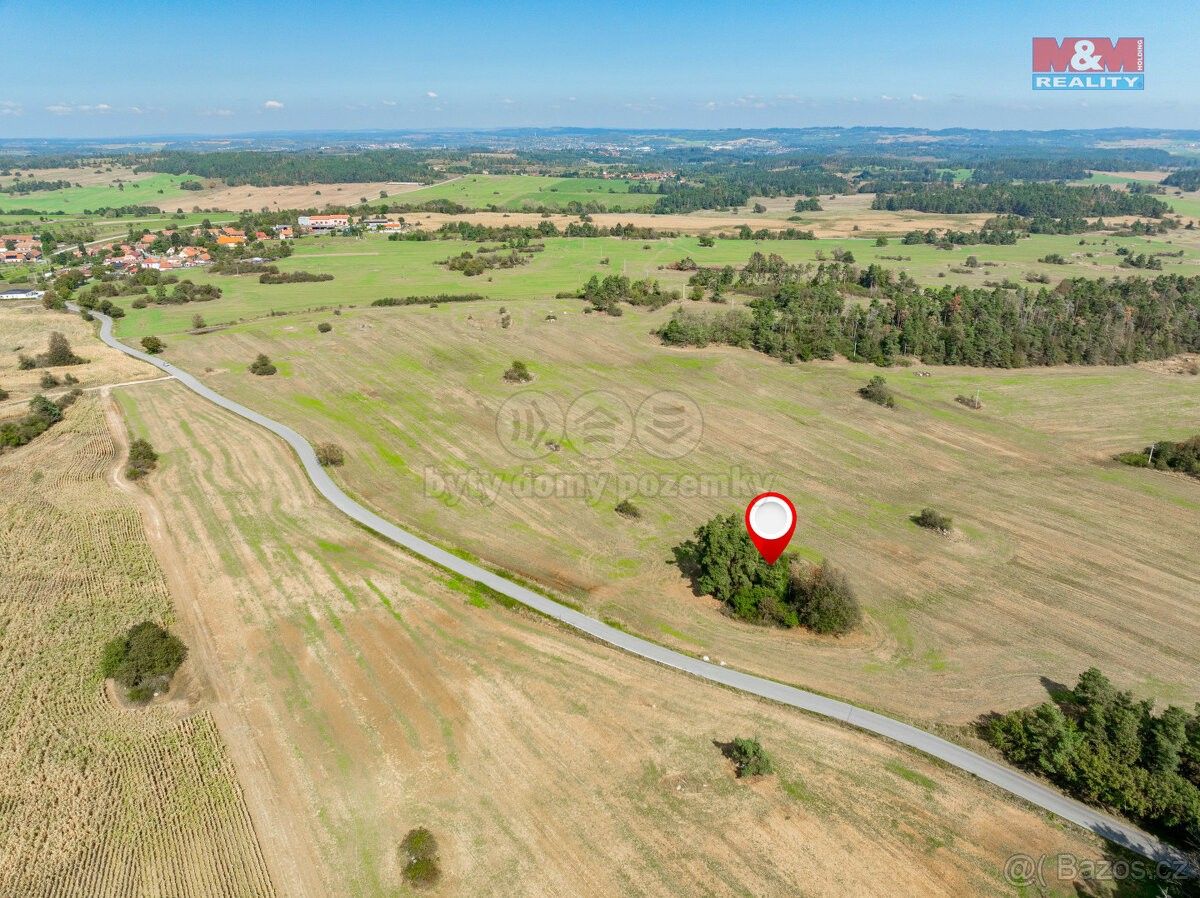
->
xmin=137 ymin=150 xmax=438 ymax=187
xmin=249 ymin=354 xmax=277 ymax=376
xmin=793 ymin=197 xmax=822 ymax=212
xmin=1163 ymin=170 xmax=1200 ymax=191
xmin=986 ymin=668 xmax=1200 ymax=846
xmin=125 ymin=438 xmax=159 ymax=479
xmin=656 ymin=272 xmax=1200 ymax=367
xmin=873 ymin=183 xmax=1169 ymax=219
xmin=675 ymin=513 xmax=861 ymax=635
xmin=1117 ymin=435 xmax=1200 ymax=477
xmin=858 ymin=375 xmax=895 ymax=407
xmin=440 ymin=249 xmax=531 ymax=276
xmin=0 ymin=393 xmax=74 ymax=450
xmin=0 ymin=178 xmax=72 ymax=194
xmin=567 ymin=274 xmax=680 ymax=314
xmin=901 ymin=227 xmax=1020 ymax=246
xmin=503 ymin=360 xmax=533 ymax=383
xmin=100 ymin=621 xmax=187 ymax=703
xmin=17 ymin=332 xmax=85 ymax=369
xmin=399 ymin=828 xmax=441 ymax=889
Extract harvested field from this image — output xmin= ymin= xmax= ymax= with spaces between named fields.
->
xmin=117 ymin=378 xmax=1131 ymax=897
xmin=0 ymin=395 xmax=274 ymax=897
xmin=146 ymin=299 xmax=1200 ymax=727
xmin=194 ymin=180 xmax=422 ymax=212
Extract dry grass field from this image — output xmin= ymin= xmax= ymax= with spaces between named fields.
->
xmin=195 ymin=180 xmax=422 ymax=212
xmin=149 ymin=299 xmax=1200 ymax=728
xmin=115 ymin=378 xmax=1134 ymax=898
xmin=0 ymin=396 xmax=274 ymax=897
xmin=0 ymin=301 xmax=160 ymax=415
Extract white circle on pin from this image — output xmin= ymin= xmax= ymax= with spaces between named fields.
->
xmin=748 ymin=495 xmax=794 ymax=540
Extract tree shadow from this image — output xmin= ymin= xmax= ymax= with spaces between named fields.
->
xmin=1040 ymin=675 xmax=1071 ymax=702
xmin=1068 ymin=832 xmax=1199 ymax=897
xmin=670 ymin=540 xmax=704 ymax=597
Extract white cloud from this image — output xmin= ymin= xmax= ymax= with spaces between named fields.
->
xmin=200 ymin=108 xmax=234 ymax=117
xmin=381 ymin=99 xmax=397 ymax=106
xmin=45 ymin=104 xmax=75 ymax=115
xmin=425 ymin=91 xmax=438 ymax=98
xmin=501 ymin=97 xmax=515 ymax=105
xmin=0 ymin=101 xmax=21 ymax=116
xmin=880 ymin=94 xmax=896 ymax=102
xmin=263 ymin=99 xmax=284 ymax=110
xmin=910 ymin=93 xmax=927 ymax=101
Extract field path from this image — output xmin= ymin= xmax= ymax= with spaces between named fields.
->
xmin=100 ymin=386 xmax=327 ymax=898
xmin=74 ymin=303 xmax=1196 ymax=876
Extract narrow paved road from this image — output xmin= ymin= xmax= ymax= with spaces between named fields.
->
xmin=75 ymin=304 xmax=1195 ymax=876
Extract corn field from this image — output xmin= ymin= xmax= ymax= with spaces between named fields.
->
xmin=0 ymin=398 xmax=275 ymax=897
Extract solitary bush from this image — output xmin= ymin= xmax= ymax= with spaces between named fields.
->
xmin=913 ymin=507 xmax=952 ymax=533
xmin=22 ymin=331 xmax=85 ymax=369
xmin=503 ymin=359 xmax=532 ymax=383
xmin=955 ymin=393 xmax=983 ymax=410
xmin=788 ymin=560 xmax=861 ymax=635
xmin=100 ymin=621 xmax=187 ymax=703
xmin=315 ymin=442 xmax=345 ymax=467
xmin=191 ymin=313 xmax=206 ymax=330
xmin=317 ymin=322 xmax=332 ymax=333
xmin=39 ymin=371 xmax=59 ymax=388
xmin=249 ymin=353 xmax=277 ymax=376
xmin=140 ymin=335 xmax=166 ymax=354
xmin=400 ymin=828 xmax=441 ymax=889
xmin=726 ymin=737 xmax=773 ymax=777
xmin=858 ymin=375 xmax=895 ymax=408
xmin=0 ymin=386 xmax=8 ymax=401
xmin=1117 ymin=435 xmax=1200 ymax=478
xmin=615 ymin=499 xmax=641 ymax=519
xmin=126 ymin=438 xmax=159 ymax=479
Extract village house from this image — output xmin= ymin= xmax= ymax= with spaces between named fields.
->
xmin=0 ymin=233 xmax=43 ymax=263
xmin=0 ymin=287 xmax=45 ymax=300
xmin=298 ymin=214 xmax=349 ymax=233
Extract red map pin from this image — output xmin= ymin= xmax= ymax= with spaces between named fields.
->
xmin=745 ymin=492 xmax=797 ymax=565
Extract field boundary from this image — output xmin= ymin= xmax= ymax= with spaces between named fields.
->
xmin=72 ymin=302 xmax=1196 ymax=876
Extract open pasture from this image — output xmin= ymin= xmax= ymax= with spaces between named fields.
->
xmin=396 ymin=173 xmax=658 ymax=210
xmin=139 ymin=295 xmax=1200 ymax=727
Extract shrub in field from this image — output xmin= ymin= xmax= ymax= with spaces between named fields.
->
xmin=955 ymin=393 xmax=983 ymax=410
xmin=141 ymin=336 xmax=166 ymax=354
xmin=725 ymin=737 xmax=773 ymax=777
xmin=913 ymin=507 xmax=952 ymax=533
xmin=400 ymin=828 xmax=441 ymax=889
xmin=191 ymin=313 xmax=206 ymax=330
xmin=788 ymin=560 xmax=861 ymax=635
xmin=100 ymin=621 xmax=187 ymax=703
xmin=39 ymin=371 xmax=59 ymax=388
xmin=315 ymin=442 xmax=345 ymax=467
xmin=249 ymin=354 xmax=277 ymax=376
xmin=317 ymin=322 xmax=332 ymax=333
xmin=0 ymin=386 xmax=8 ymax=401
xmin=503 ymin=360 xmax=532 ymax=383
xmin=858 ymin=375 xmax=895 ymax=408
xmin=615 ymin=499 xmax=641 ymax=519
xmin=126 ymin=438 xmax=159 ymax=479
xmin=20 ymin=332 xmax=85 ymax=369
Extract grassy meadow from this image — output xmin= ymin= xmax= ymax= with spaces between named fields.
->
xmin=0 ymin=172 xmax=198 ymax=215
xmin=112 ymin=229 xmax=1200 ymax=339
xmin=132 ymin=291 xmax=1200 ymax=727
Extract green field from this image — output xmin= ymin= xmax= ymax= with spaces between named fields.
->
xmin=398 ymin=174 xmax=657 ymax=210
xmin=113 ymin=229 xmax=1200 ymax=339
xmin=0 ymin=173 xmax=197 ymax=215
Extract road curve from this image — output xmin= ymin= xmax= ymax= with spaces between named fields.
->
xmin=76 ymin=304 xmax=1195 ymax=875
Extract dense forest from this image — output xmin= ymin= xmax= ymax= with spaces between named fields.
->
xmin=137 ymin=150 xmax=439 ymax=186
xmin=656 ymin=271 xmax=1200 ymax=367
xmin=872 ymin=183 xmax=1170 ymax=218
xmin=986 ymin=668 xmax=1200 ymax=847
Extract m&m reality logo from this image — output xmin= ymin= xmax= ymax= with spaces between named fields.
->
xmin=1032 ymin=37 xmax=1144 ymax=90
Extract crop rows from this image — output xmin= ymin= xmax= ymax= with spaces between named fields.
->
xmin=0 ymin=398 xmax=274 ymax=897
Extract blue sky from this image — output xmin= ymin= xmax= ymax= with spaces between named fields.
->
xmin=1 ymin=0 xmax=1196 ymax=137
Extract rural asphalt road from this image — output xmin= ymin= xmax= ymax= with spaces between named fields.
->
xmin=75 ymin=304 xmax=1196 ymax=877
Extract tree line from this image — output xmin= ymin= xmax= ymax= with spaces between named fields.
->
xmin=872 ymin=183 xmax=1170 ymax=218
xmin=986 ymin=668 xmax=1200 ymax=848
xmin=656 ymin=271 xmax=1200 ymax=367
